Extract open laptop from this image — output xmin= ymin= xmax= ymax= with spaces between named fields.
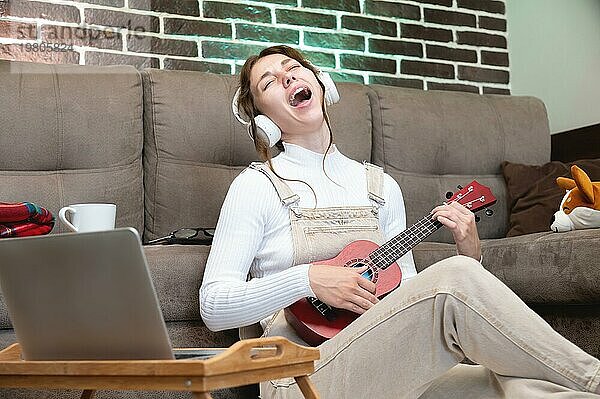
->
xmin=0 ymin=227 xmax=223 ymax=361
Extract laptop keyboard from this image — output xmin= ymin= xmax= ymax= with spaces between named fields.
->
xmin=173 ymin=349 xmax=225 ymax=360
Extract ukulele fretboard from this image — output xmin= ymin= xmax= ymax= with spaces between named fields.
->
xmin=369 ymin=215 xmax=443 ymax=269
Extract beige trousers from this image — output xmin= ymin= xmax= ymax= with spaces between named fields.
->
xmin=249 ymin=162 xmax=600 ymax=398
xmin=263 ymin=258 xmax=600 ymax=398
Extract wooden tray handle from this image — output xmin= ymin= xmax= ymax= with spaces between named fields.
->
xmin=203 ymin=336 xmax=319 ymax=374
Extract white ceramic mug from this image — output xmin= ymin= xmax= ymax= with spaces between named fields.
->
xmin=58 ymin=203 xmax=116 ymax=233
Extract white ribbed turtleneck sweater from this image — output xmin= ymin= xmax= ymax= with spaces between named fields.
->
xmin=200 ymin=142 xmax=417 ymax=331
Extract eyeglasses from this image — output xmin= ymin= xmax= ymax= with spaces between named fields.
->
xmin=147 ymin=227 xmax=215 ymax=245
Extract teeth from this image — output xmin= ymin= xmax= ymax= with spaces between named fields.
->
xmin=290 ymin=87 xmax=301 ymax=104
xmin=289 ymin=86 xmax=307 ymax=105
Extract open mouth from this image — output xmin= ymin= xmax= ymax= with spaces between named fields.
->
xmin=289 ymin=86 xmax=312 ymax=107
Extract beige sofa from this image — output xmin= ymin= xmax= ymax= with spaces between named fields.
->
xmin=0 ymin=60 xmax=598 ymax=398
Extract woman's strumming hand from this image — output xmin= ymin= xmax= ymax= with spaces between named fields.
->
xmin=431 ymin=201 xmax=481 ymax=261
xmin=308 ymin=264 xmax=379 ymax=314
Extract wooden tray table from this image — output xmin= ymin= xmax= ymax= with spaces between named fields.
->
xmin=0 ymin=336 xmax=320 ymax=399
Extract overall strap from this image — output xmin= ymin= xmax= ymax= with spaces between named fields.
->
xmin=363 ymin=161 xmax=386 ymax=207
xmin=248 ymin=162 xmax=301 ymax=208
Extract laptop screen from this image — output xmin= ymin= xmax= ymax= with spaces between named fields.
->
xmin=0 ymin=228 xmax=176 ymax=360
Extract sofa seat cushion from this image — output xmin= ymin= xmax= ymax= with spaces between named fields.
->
xmin=143 ymin=244 xmax=211 ymax=323
xmin=414 ymin=229 xmax=600 ymax=305
xmin=0 ymin=244 xmax=210 ymax=330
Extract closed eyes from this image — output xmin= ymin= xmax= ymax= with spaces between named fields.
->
xmin=262 ymin=64 xmax=301 ymax=90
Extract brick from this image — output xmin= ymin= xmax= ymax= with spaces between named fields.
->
xmin=303 ymin=0 xmax=360 ymax=13
xmin=426 ymin=44 xmax=476 ymax=63
xmin=364 ymin=1 xmax=420 ymax=20
xmin=483 ymin=86 xmax=510 ymax=95
xmin=0 ymin=21 xmax=36 ymax=40
xmin=42 ymin=25 xmax=122 ymax=50
xmin=73 ymin=0 xmax=124 ymax=6
xmin=328 ymin=71 xmax=364 ymax=83
xmin=369 ymin=75 xmax=423 ymax=89
xmin=236 ymin=23 xmax=299 ymax=45
xmin=458 ymin=65 xmax=508 ymax=83
xmin=369 ymin=38 xmax=422 ymax=57
xmin=341 ymin=54 xmax=395 ymax=74
xmin=165 ymin=18 xmax=231 ymax=38
xmin=342 ymin=15 xmax=397 ymax=37
xmin=275 ymin=9 xmax=336 ymax=29
xmin=301 ymin=50 xmax=335 ymax=68
xmin=85 ymin=9 xmax=159 ymax=33
xmin=128 ymin=35 xmax=197 ymax=56
xmin=420 ymin=0 xmax=452 ymax=5
xmin=479 ymin=16 xmax=507 ymax=31
xmin=481 ymin=50 xmax=508 ymax=67
xmin=401 ymin=24 xmax=452 ymax=42
xmin=202 ymin=41 xmax=266 ymax=60
xmin=424 ymin=9 xmax=476 ymax=27
xmin=86 ymin=51 xmax=159 ymax=69
xmin=7 ymin=0 xmax=80 ymax=23
xmin=427 ymin=81 xmax=479 ymax=93
xmin=164 ymin=58 xmax=231 ymax=74
xmin=401 ymin=60 xmax=454 ymax=78
xmin=0 ymin=42 xmax=80 ymax=64
xmin=457 ymin=31 xmax=506 ymax=48
xmin=204 ymin=2 xmax=270 ymax=23
xmin=129 ymin=0 xmax=199 ymax=16
xmin=458 ymin=0 xmax=505 ymax=14
xmin=258 ymin=0 xmax=296 ymax=4
xmin=0 ymin=1 xmax=8 ymax=17
xmin=305 ymin=31 xmax=364 ymax=51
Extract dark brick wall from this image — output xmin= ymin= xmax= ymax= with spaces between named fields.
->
xmin=0 ymin=0 xmax=510 ymax=94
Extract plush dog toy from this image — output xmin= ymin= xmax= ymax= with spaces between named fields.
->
xmin=551 ymin=165 xmax=600 ymax=232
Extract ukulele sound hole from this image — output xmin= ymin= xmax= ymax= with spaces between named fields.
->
xmin=345 ymin=259 xmax=378 ymax=283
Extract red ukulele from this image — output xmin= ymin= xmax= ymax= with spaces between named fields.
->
xmin=284 ymin=181 xmax=497 ymax=346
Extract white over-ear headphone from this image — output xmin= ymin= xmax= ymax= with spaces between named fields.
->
xmin=231 ymin=68 xmax=340 ymax=148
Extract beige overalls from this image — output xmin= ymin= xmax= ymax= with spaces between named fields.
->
xmin=244 ymin=162 xmax=600 ymax=399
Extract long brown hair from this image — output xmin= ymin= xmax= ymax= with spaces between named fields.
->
xmin=237 ymin=45 xmax=339 ymax=205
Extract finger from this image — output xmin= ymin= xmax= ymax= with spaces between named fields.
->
xmin=345 ymin=302 xmax=367 ymax=315
xmin=448 ymin=201 xmax=472 ymax=216
xmin=354 ymin=284 xmax=379 ymax=304
xmin=436 ymin=215 xmax=457 ymax=230
xmin=351 ymin=265 xmax=369 ymax=274
xmin=431 ymin=204 xmax=449 ymax=214
xmin=432 ymin=209 xmax=457 ymax=223
xmin=356 ymin=274 xmax=377 ymax=295
xmin=347 ymin=293 xmax=376 ymax=314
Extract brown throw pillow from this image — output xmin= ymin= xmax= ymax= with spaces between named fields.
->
xmin=501 ymin=159 xmax=600 ymax=237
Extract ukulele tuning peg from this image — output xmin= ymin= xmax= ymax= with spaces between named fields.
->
xmin=457 ymin=185 xmax=463 ymax=190
xmin=475 ymin=215 xmax=481 ymax=223
xmin=485 ymin=209 xmax=494 ymax=217
xmin=445 ymin=191 xmax=453 ymax=199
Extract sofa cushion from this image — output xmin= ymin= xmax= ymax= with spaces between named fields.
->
xmin=141 ymin=69 xmax=373 ymax=241
xmin=0 ymin=61 xmax=144 ymax=234
xmin=143 ymin=244 xmax=210 ymax=323
xmin=414 ymin=229 xmax=600 ymax=305
xmin=368 ymin=85 xmax=551 ymax=242
xmin=502 ymin=158 xmax=600 ymax=237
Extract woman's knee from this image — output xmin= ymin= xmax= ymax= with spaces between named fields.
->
xmin=424 ymin=255 xmax=491 ymax=292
